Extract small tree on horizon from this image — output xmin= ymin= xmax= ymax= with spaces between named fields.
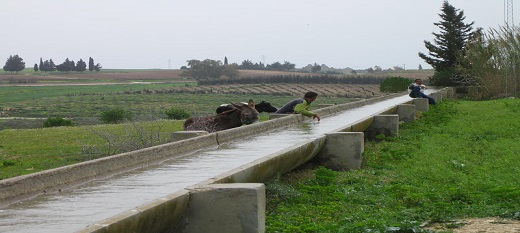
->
xmin=89 ymin=57 xmax=94 ymax=71
xmin=3 ymin=55 xmax=26 ymax=73
xmin=39 ymin=58 xmax=44 ymax=72
xmin=76 ymin=59 xmax=87 ymax=72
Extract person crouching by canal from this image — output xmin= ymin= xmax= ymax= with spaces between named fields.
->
xmin=408 ymin=79 xmax=436 ymax=105
xmin=275 ymin=91 xmax=321 ymax=121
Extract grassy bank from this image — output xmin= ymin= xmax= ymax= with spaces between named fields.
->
xmin=0 ymin=120 xmax=186 ymax=179
xmin=265 ymin=99 xmax=520 ymax=232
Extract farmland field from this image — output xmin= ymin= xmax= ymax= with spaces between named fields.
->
xmin=0 ymin=69 xmax=433 ymax=129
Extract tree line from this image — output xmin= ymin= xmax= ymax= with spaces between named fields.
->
xmin=179 ymin=58 xmax=298 ymax=80
xmin=196 ymin=74 xmax=386 ymax=85
xmin=2 ymin=55 xmax=102 ymax=73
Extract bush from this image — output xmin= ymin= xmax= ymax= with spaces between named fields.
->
xmin=43 ymin=117 xmax=73 ymax=127
xmin=99 ymin=108 xmax=132 ymax=124
xmin=165 ymin=107 xmax=191 ymax=120
xmin=379 ymin=76 xmax=412 ymax=92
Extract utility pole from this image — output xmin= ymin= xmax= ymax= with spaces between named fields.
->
xmin=505 ymin=0 xmax=514 ymax=27
xmin=504 ymin=0 xmax=516 ymax=96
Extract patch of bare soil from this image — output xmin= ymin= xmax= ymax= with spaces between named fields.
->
xmin=424 ymin=218 xmax=520 ymax=232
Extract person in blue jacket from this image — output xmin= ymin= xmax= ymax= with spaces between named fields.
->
xmin=408 ymin=79 xmax=436 ymax=105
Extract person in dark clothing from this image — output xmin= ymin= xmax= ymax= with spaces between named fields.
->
xmin=408 ymin=79 xmax=436 ymax=105
xmin=275 ymin=91 xmax=320 ymax=121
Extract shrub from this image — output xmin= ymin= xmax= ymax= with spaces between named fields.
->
xmin=99 ymin=108 xmax=132 ymax=124
xmin=379 ymin=76 xmax=412 ymax=92
xmin=43 ymin=117 xmax=73 ymax=127
xmin=165 ymin=107 xmax=191 ymax=120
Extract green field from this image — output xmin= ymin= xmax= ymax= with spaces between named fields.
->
xmin=0 ymin=83 xmax=357 ymax=129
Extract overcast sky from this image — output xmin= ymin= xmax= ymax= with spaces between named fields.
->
xmin=1 ymin=1 xmax=508 ymax=70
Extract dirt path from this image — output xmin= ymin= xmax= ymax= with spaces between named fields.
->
xmin=425 ymin=218 xmax=520 ymax=232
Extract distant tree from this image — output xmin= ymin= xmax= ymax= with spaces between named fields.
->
xmin=88 ymin=57 xmax=94 ymax=71
xmin=56 ymin=58 xmax=75 ymax=72
xmin=418 ymin=64 xmax=423 ymax=70
xmin=40 ymin=59 xmax=56 ymax=72
xmin=374 ymin=66 xmax=382 ymax=72
xmin=266 ymin=61 xmax=283 ymax=71
xmin=39 ymin=58 xmax=44 ymax=72
xmin=366 ymin=67 xmax=374 ymax=73
xmin=94 ymin=63 xmax=102 ymax=71
xmin=393 ymin=66 xmax=404 ymax=71
xmin=282 ymin=61 xmax=295 ymax=71
xmin=76 ymin=59 xmax=87 ymax=72
xmin=3 ymin=55 xmax=26 ymax=73
xmin=222 ymin=64 xmax=239 ymax=78
xmin=418 ymin=0 xmax=474 ymax=86
xmin=224 ymin=56 xmax=228 ymax=65
xmin=311 ymin=63 xmax=321 ymax=72
xmin=34 ymin=63 xmax=38 ymax=72
xmin=180 ymin=59 xmax=225 ymax=79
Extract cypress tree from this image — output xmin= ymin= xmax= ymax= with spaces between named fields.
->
xmin=418 ymin=1 xmax=474 ymax=86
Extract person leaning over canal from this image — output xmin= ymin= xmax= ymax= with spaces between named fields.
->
xmin=408 ymin=78 xmax=436 ymax=105
xmin=275 ymin=91 xmax=321 ymax=121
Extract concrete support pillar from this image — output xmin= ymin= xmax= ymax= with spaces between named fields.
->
xmin=430 ymin=92 xmax=442 ymax=103
xmin=441 ymin=89 xmax=448 ymax=99
xmin=314 ymin=132 xmax=364 ymax=171
xmin=171 ymin=131 xmax=208 ymax=141
xmin=396 ymin=104 xmax=415 ymax=122
xmin=178 ymin=183 xmax=265 ymax=233
xmin=413 ymin=98 xmax=429 ymax=112
xmin=364 ymin=115 xmax=399 ymax=140
xmin=269 ymin=114 xmax=290 ymax=120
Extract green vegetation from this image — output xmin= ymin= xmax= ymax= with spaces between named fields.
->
xmin=379 ymin=76 xmax=412 ymax=92
xmin=165 ymin=107 xmax=191 ymax=120
xmin=43 ymin=117 xmax=73 ymax=127
xmin=0 ymin=120 xmax=184 ymax=179
xmin=99 ymin=108 xmax=132 ymax=124
xmin=2 ymin=55 xmax=25 ymax=73
xmin=0 ymin=84 xmax=354 ymax=130
xmin=266 ymin=99 xmax=520 ymax=232
xmin=458 ymin=26 xmax=520 ymax=99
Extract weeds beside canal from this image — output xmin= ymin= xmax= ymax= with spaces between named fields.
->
xmin=265 ymin=99 xmax=520 ymax=232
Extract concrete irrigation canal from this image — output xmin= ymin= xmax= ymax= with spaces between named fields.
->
xmin=0 ymin=89 xmax=450 ymax=233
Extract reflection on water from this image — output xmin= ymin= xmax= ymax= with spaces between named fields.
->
xmin=0 ymin=94 xmax=420 ymax=233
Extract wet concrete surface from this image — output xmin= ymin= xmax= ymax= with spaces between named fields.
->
xmin=0 ymin=94 xmax=422 ymax=233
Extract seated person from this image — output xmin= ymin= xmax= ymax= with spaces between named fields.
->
xmin=408 ymin=79 xmax=436 ymax=105
xmin=275 ymin=91 xmax=320 ymax=121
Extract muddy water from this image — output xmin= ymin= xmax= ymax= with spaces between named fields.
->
xmin=0 ymin=94 xmax=420 ymax=233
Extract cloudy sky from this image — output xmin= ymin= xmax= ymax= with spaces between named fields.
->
xmin=1 ymin=0 xmax=507 ymax=70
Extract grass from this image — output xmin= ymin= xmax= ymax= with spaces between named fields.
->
xmin=265 ymin=98 xmax=520 ymax=232
xmin=0 ymin=120 xmax=186 ymax=179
